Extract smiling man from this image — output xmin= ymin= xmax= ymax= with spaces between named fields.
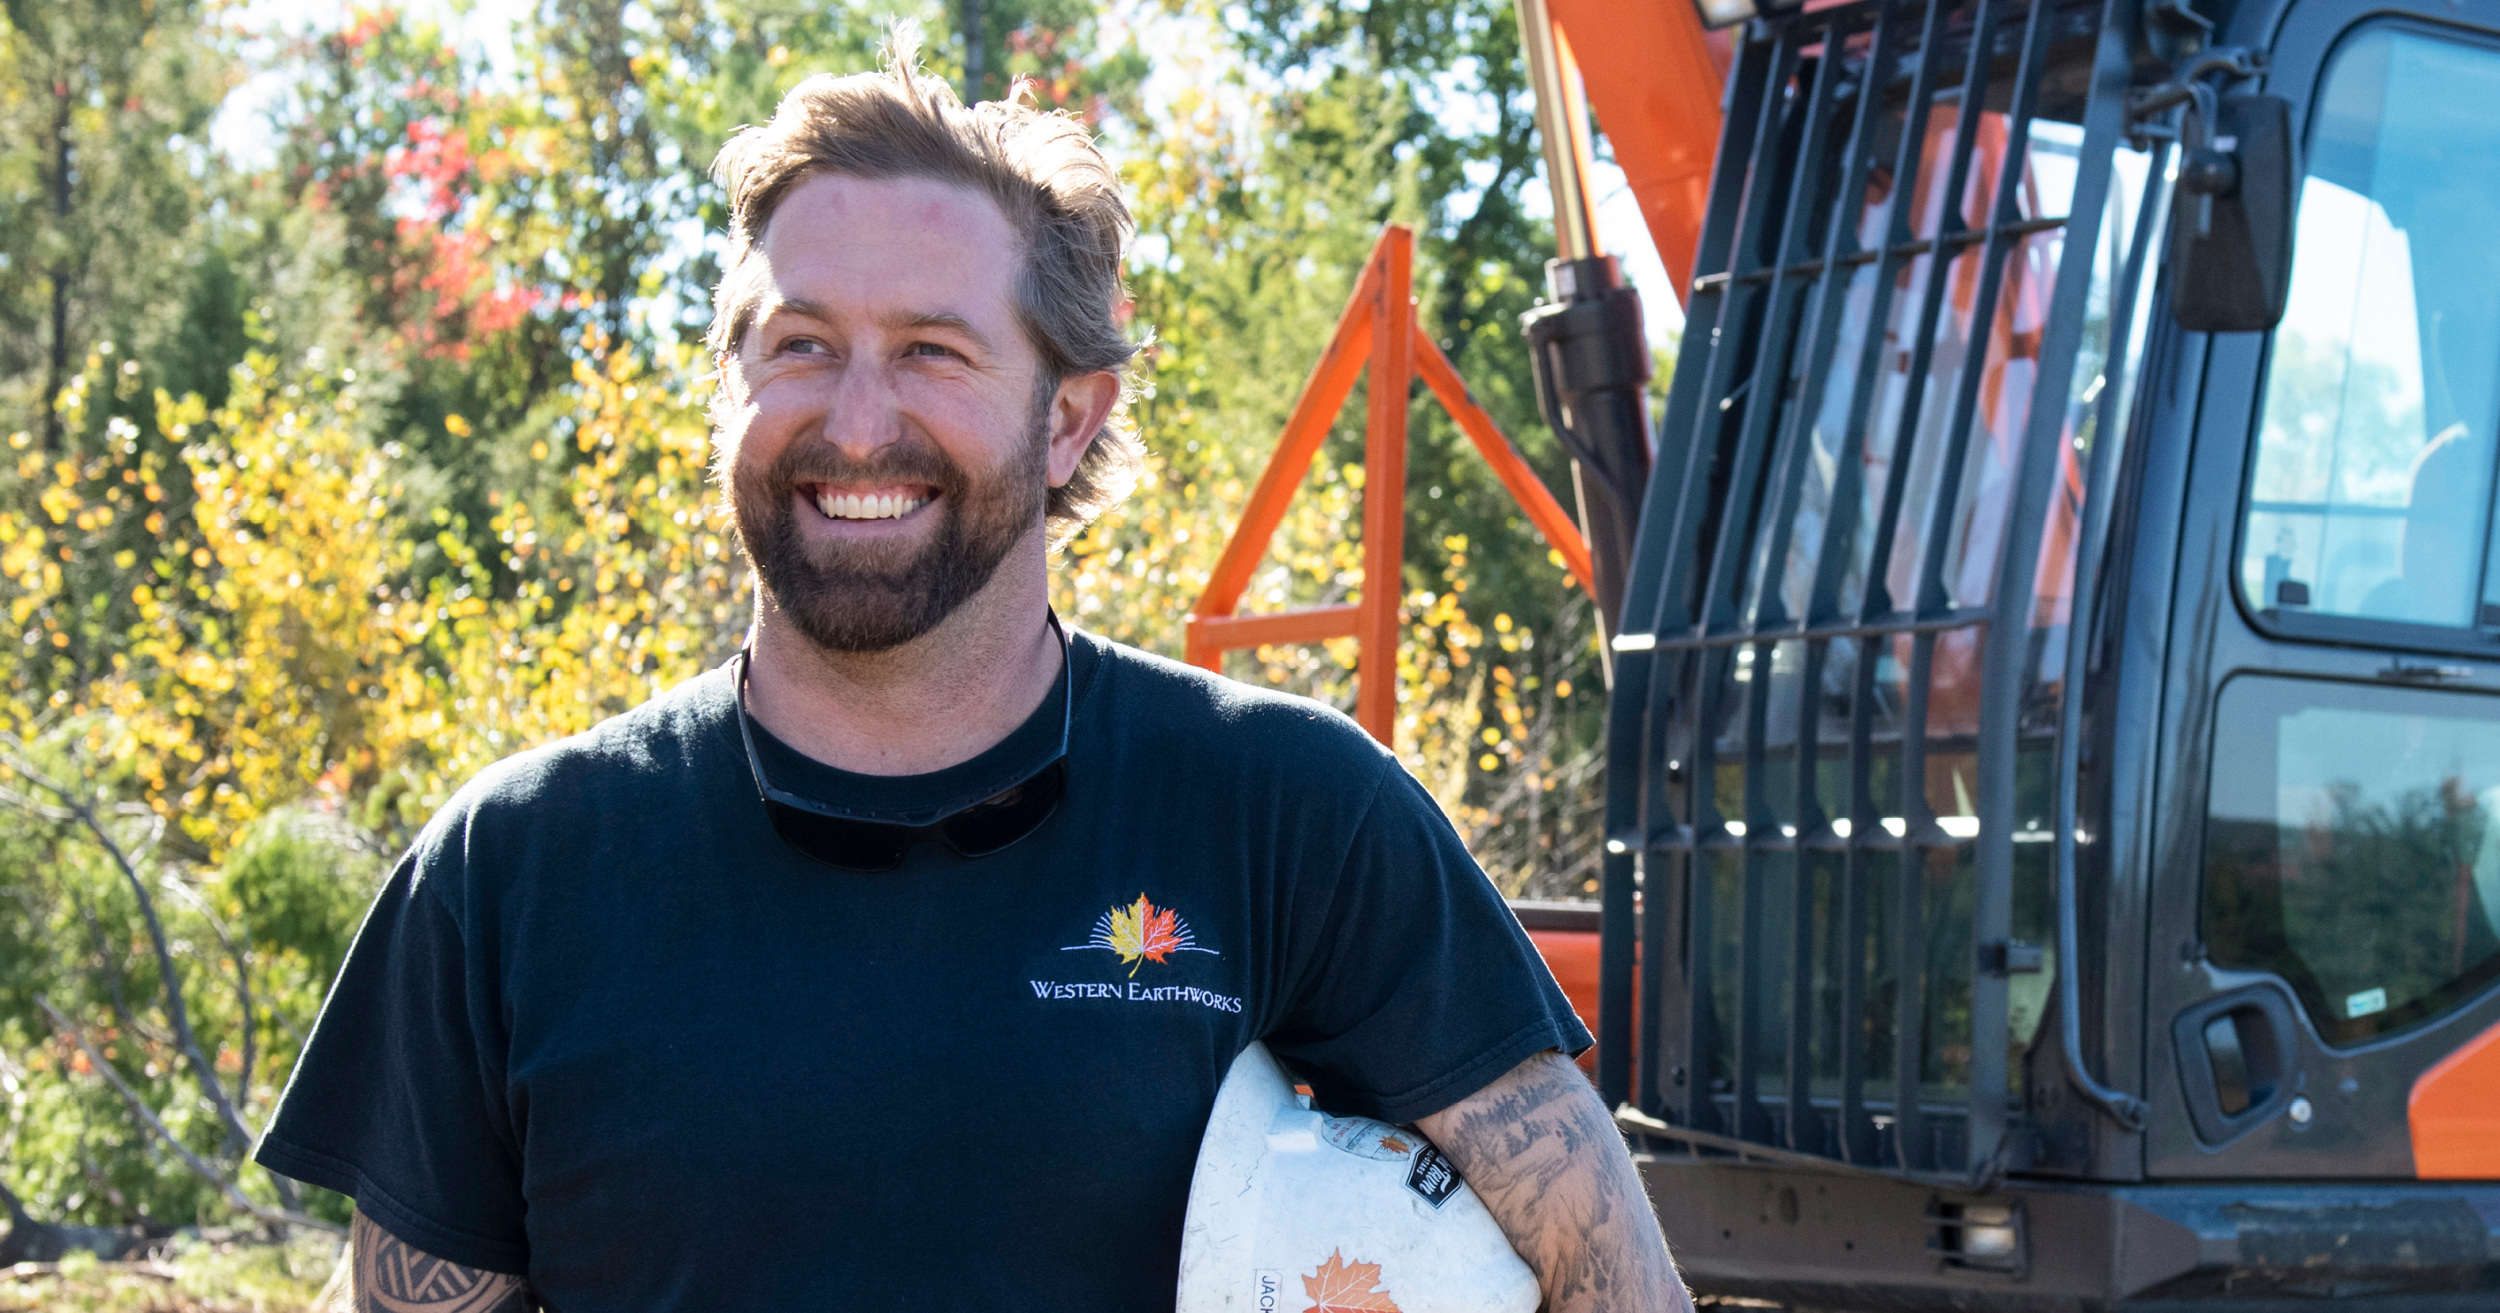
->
xmin=253 ymin=53 xmax=1687 ymax=1313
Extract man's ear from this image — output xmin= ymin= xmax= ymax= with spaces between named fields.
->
xmin=713 ymin=351 xmax=749 ymax=408
xmin=1044 ymin=371 xmax=1122 ymax=487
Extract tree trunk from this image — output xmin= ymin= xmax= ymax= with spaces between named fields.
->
xmin=0 ymin=1177 xmax=168 ymax=1266
xmin=962 ymin=0 xmax=984 ymax=101
xmin=42 ymin=79 xmax=75 ymax=455
xmin=0 ymin=1179 xmax=54 ymax=1266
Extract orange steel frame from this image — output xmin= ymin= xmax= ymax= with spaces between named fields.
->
xmin=1183 ymin=224 xmax=1598 ymax=748
xmin=1546 ymin=0 xmax=1728 ymax=298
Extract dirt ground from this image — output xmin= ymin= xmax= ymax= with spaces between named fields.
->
xmin=5 ymin=1253 xmax=1818 ymax=1311
xmin=0 ymin=1233 xmax=341 ymax=1313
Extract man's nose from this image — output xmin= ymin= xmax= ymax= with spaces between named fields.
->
xmin=815 ymin=357 xmax=905 ymax=459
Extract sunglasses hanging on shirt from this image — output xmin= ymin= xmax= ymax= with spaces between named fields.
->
xmin=733 ymin=613 xmax=1072 ymax=873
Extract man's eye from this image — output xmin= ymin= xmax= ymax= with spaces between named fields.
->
xmin=908 ymin=342 xmax=961 ymax=360
xmin=778 ymin=337 xmax=827 ymax=356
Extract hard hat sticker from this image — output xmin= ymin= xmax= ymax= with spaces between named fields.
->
xmin=1319 ymin=1116 xmax=1416 ymax=1162
xmin=1404 ymin=1146 xmax=1462 ymax=1209
xmin=1174 ymin=1044 xmax=1539 ymax=1313
xmin=1302 ymin=1250 xmax=1403 ymax=1311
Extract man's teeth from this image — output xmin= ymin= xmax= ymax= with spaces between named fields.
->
xmin=813 ymin=490 xmax=928 ymax=521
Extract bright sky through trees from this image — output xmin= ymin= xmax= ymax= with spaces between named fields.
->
xmin=213 ymin=0 xmax=1682 ymax=340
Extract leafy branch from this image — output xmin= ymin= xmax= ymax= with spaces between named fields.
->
xmin=0 ymin=736 xmax=299 ymax=1213
xmin=0 ymin=743 xmax=252 ymax=1148
xmin=34 ymin=997 xmax=340 ymax=1236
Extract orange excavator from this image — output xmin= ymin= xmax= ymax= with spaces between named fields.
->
xmin=1193 ymin=0 xmax=2500 ymax=1302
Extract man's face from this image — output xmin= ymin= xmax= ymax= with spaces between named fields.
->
xmin=713 ymin=172 xmax=1071 ymax=653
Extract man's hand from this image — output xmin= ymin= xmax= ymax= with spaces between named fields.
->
xmin=348 ymin=1209 xmax=535 ymax=1313
xmin=1417 ymin=1051 xmax=1693 ymax=1313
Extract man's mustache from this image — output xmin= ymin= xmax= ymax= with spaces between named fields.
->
xmin=762 ymin=441 xmax=965 ymax=493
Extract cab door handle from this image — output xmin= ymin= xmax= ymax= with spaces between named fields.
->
xmin=2173 ymin=985 xmax=2301 ymax=1145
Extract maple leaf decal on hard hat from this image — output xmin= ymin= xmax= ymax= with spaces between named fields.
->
xmin=1062 ymin=894 xmax=1218 ymax=976
xmin=1302 ymin=1250 xmax=1403 ymax=1312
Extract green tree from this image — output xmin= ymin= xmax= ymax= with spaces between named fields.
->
xmin=0 ymin=0 xmax=234 ymax=456
xmin=1081 ymin=0 xmax=1611 ymax=893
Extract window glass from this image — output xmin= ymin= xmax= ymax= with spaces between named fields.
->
xmin=2205 ymin=677 xmax=2500 ymax=1044
xmin=1771 ymin=112 xmax=2159 ymax=625
xmin=2242 ymin=29 xmax=2500 ymax=628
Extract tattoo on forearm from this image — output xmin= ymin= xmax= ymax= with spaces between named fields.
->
xmin=1422 ymin=1052 xmax=1693 ymax=1313
xmin=352 ymin=1210 xmax=534 ymax=1313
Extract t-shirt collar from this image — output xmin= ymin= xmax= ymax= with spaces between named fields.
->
xmin=735 ymin=628 xmax=1098 ymax=824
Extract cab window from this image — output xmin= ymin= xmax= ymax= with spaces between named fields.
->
xmin=2205 ymin=677 xmax=2500 ymax=1044
xmin=2239 ymin=28 xmax=2500 ymax=630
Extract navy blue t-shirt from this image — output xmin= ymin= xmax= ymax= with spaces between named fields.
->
xmin=254 ymin=630 xmax=1589 ymax=1310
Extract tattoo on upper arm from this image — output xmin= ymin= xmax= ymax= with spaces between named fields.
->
xmin=1422 ymin=1051 xmax=1692 ymax=1313
xmin=1432 ymin=1052 xmax=1617 ymax=1195
xmin=352 ymin=1210 xmax=535 ymax=1313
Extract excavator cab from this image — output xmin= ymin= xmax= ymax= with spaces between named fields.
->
xmin=1586 ymin=0 xmax=2500 ymax=1301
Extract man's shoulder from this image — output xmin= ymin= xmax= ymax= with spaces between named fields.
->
xmin=1080 ymin=630 xmax=1397 ymax=780
xmin=415 ymin=663 xmax=734 ymax=855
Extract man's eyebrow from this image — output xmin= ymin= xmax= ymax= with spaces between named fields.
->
xmin=886 ymin=310 xmax=996 ymax=354
xmin=753 ymin=300 xmax=997 ymax=354
xmin=758 ymin=296 xmax=835 ymax=324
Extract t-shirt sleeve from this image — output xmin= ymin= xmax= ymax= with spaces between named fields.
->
xmin=251 ymin=833 xmax=528 ymax=1274
xmin=1263 ymin=762 xmax=1593 ymax=1126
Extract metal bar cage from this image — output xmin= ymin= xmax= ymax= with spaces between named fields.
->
xmin=1600 ymin=0 xmax=2164 ymax=1182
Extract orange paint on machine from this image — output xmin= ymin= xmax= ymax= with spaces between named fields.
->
xmin=1518 ymin=907 xmax=1629 ymax=1080
xmin=2410 ymin=1016 xmax=2500 ymax=1179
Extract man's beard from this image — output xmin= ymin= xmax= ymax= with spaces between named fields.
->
xmin=726 ymin=404 xmax=1049 ymax=654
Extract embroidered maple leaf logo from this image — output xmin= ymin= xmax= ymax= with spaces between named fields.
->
xmin=1104 ymin=894 xmax=1186 ymax=976
xmin=1060 ymin=890 xmax=1215 ymax=970
xmin=1070 ymin=893 xmax=1210 ymax=976
xmin=1303 ymin=1250 xmax=1403 ymax=1312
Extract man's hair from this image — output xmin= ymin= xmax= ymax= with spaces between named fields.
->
xmin=708 ymin=47 xmax=1143 ymax=548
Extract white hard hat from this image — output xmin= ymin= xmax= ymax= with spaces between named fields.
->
xmin=1176 ymin=1042 xmax=1541 ymax=1313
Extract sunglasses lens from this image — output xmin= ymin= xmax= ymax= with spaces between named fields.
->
xmin=766 ymin=800 xmax=916 ymax=873
xmin=738 ymin=627 xmax=1070 ymax=872
xmin=939 ymin=759 xmax=1068 ymax=858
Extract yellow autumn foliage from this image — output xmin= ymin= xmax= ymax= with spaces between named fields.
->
xmin=0 ymin=338 xmax=746 ymax=860
xmin=1 ymin=329 xmax=1577 ymax=887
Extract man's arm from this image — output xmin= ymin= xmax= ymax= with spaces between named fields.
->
xmin=348 ymin=1209 xmax=535 ymax=1313
xmin=1417 ymin=1050 xmax=1694 ymax=1313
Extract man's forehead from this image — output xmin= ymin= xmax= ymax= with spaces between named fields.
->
xmin=750 ymin=173 xmax=1019 ymax=317
xmin=761 ymin=172 xmax=1015 ymax=254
